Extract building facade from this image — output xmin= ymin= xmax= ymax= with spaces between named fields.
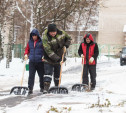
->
xmin=98 ymin=0 xmax=126 ymax=54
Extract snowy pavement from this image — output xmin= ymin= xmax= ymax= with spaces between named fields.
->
xmin=0 ymin=56 xmax=126 ymax=113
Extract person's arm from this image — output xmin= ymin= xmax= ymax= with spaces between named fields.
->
xmin=24 ymin=43 xmax=30 ymax=60
xmin=78 ymin=43 xmax=83 ymax=57
xmin=92 ymin=43 xmax=99 ymax=60
xmin=64 ymin=31 xmax=72 ymax=48
xmin=24 ymin=43 xmax=30 ymax=55
xmin=42 ymin=33 xmax=61 ymax=62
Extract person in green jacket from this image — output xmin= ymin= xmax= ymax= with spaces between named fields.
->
xmin=42 ymin=23 xmax=71 ymax=93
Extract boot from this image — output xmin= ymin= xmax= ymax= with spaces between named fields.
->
xmin=54 ymin=78 xmax=59 ymax=86
xmin=40 ymin=88 xmax=44 ymax=92
xmin=28 ymin=90 xmax=33 ymax=95
xmin=54 ymin=81 xmax=59 ymax=86
xmin=43 ymin=82 xmax=50 ymax=94
xmin=90 ymin=83 xmax=95 ymax=90
xmin=91 ymin=87 xmax=95 ymax=90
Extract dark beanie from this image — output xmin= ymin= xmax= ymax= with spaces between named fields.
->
xmin=48 ymin=24 xmax=57 ymax=32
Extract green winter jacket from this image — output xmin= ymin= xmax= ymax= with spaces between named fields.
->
xmin=42 ymin=29 xmax=71 ymax=64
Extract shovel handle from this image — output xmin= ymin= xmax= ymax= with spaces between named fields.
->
xmin=80 ymin=57 xmax=84 ymax=83
xmin=58 ymin=47 xmax=66 ymax=87
xmin=21 ymin=60 xmax=27 ymax=86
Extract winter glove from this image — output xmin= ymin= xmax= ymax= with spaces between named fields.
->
xmin=42 ymin=56 xmax=45 ymax=61
xmin=89 ymin=57 xmax=94 ymax=63
xmin=50 ymin=53 xmax=61 ymax=62
xmin=24 ymin=54 xmax=28 ymax=61
xmin=60 ymin=57 xmax=66 ymax=65
xmin=60 ymin=61 xmax=63 ymax=65
xmin=81 ymin=54 xmax=84 ymax=58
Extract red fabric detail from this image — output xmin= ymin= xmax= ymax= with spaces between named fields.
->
xmin=24 ymin=43 xmax=30 ymax=55
xmin=24 ymin=39 xmax=38 ymax=56
xmin=81 ymin=43 xmax=96 ymax=65
xmin=34 ymin=40 xmax=38 ymax=48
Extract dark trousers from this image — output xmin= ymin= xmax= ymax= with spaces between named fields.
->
xmin=44 ymin=63 xmax=61 ymax=86
xmin=83 ymin=65 xmax=96 ymax=88
xmin=28 ymin=62 xmax=44 ymax=90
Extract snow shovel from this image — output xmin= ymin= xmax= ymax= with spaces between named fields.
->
xmin=48 ymin=47 xmax=68 ymax=94
xmin=10 ymin=60 xmax=28 ymax=95
xmin=71 ymin=57 xmax=89 ymax=92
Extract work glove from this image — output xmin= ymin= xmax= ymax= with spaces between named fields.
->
xmin=58 ymin=57 xmax=66 ymax=65
xmin=81 ymin=54 xmax=84 ymax=58
xmin=24 ymin=54 xmax=28 ymax=61
xmin=42 ymin=56 xmax=45 ymax=61
xmin=89 ymin=57 xmax=94 ymax=63
xmin=60 ymin=61 xmax=63 ymax=65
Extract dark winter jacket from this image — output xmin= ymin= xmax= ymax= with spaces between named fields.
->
xmin=42 ymin=29 xmax=71 ymax=64
xmin=78 ymin=34 xmax=99 ymax=65
xmin=24 ymin=29 xmax=44 ymax=62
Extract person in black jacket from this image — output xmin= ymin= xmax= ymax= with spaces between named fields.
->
xmin=78 ymin=33 xmax=99 ymax=90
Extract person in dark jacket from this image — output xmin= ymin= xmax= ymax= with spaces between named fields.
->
xmin=24 ymin=29 xmax=44 ymax=95
xmin=78 ymin=33 xmax=99 ymax=90
xmin=42 ymin=23 xmax=71 ymax=93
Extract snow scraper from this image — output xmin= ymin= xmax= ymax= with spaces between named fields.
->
xmin=72 ymin=57 xmax=89 ymax=92
xmin=48 ymin=47 xmax=68 ymax=94
xmin=10 ymin=60 xmax=28 ymax=95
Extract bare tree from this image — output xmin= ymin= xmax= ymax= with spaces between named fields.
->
xmin=0 ymin=28 xmax=3 ymax=61
xmin=15 ymin=0 xmax=100 ymax=38
xmin=0 ymin=0 xmax=100 ymax=64
xmin=6 ymin=27 xmax=13 ymax=68
xmin=0 ymin=0 xmax=7 ymax=61
xmin=64 ymin=0 xmax=99 ymax=43
xmin=0 ymin=0 xmax=17 ymax=66
xmin=15 ymin=0 xmax=81 ymax=35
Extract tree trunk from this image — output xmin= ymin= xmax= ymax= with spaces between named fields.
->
xmin=6 ymin=27 xmax=13 ymax=68
xmin=0 ymin=28 xmax=4 ymax=61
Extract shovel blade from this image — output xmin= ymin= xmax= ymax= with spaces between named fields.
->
xmin=10 ymin=86 xmax=29 ymax=95
xmin=48 ymin=86 xmax=68 ymax=94
xmin=72 ymin=84 xmax=89 ymax=92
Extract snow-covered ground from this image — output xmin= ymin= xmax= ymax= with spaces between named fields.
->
xmin=0 ymin=56 xmax=126 ymax=113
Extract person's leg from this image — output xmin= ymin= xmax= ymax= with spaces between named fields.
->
xmin=28 ymin=62 xmax=36 ymax=94
xmin=36 ymin=62 xmax=44 ymax=92
xmin=89 ymin=65 xmax=96 ymax=90
xmin=82 ymin=65 xmax=89 ymax=85
xmin=54 ymin=64 xmax=61 ymax=86
xmin=43 ymin=63 xmax=53 ymax=93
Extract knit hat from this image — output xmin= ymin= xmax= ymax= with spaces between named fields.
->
xmin=48 ymin=24 xmax=57 ymax=32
